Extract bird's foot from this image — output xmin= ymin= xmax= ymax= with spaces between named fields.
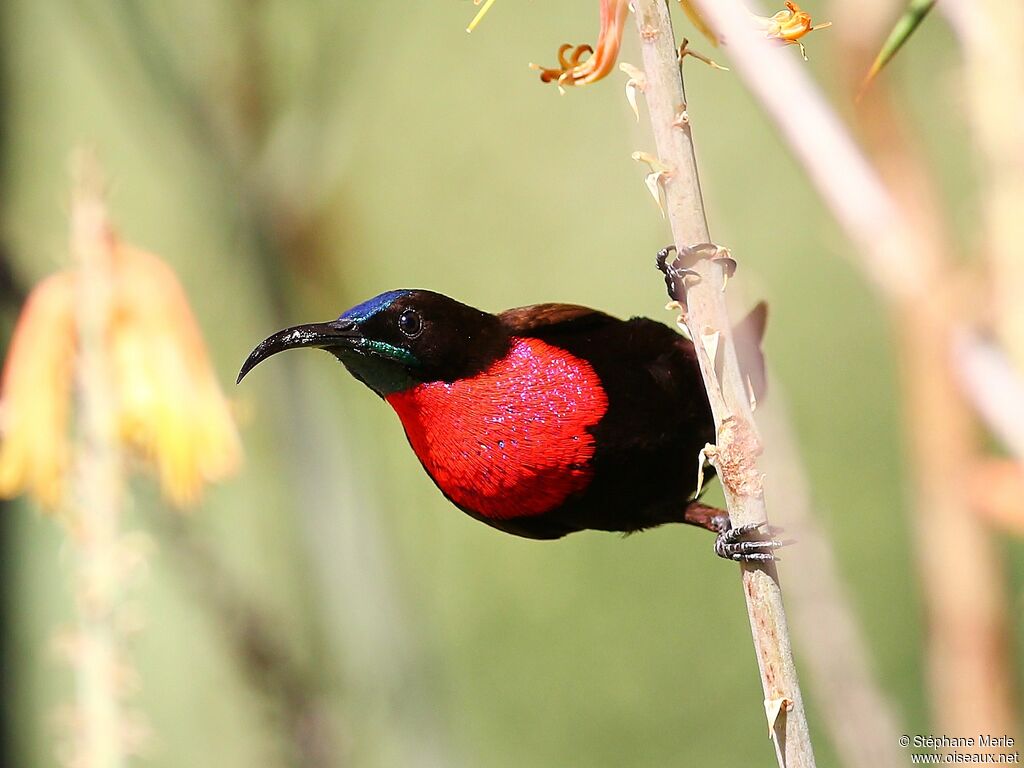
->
xmin=656 ymin=243 xmax=738 ymax=304
xmin=655 ymin=244 xmax=692 ymax=302
xmin=714 ymin=521 xmax=790 ymax=563
xmin=655 ymin=244 xmax=677 ymax=274
xmin=680 ymin=502 xmax=790 ymax=563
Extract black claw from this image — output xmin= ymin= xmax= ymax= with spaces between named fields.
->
xmin=727 ymin=538 xmax=786 ymax=554
xmin=656 ymin=244 xmax=677 ymax=272
xmin=655 ymin=243 xmax=706 ymax=304
xmin=730 ymin=551 xmax=777 ymax=563
xmin=714 ymin=521 xmax=789 ymax=563
xmin=656 ymin=245 xmax=681 ymax=301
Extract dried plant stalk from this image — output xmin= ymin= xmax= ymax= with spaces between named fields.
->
xmin=630 ymin=3 xmax=815 ymax=766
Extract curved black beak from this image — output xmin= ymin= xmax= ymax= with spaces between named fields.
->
xmin=237 ymin=319 xmax=362 ymax=384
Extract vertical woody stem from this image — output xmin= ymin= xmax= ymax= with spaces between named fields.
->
xmin=70 ymin=155 xmax=126 ymax=768
xmin=630 ymin=2 xmax=816 ymax=766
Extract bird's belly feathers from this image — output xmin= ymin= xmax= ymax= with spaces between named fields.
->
xmin=384 ymin=337 xmax=609 ymax=519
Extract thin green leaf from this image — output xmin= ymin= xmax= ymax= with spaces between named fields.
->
xmin=860 ymin=0 xmax=936 ymax=96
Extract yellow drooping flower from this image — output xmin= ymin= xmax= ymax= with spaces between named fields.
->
xmin=0 ymin=273 xmax=77 ymax=507
xmin=108 ymin=243 xmax=242 ymax=506
xmin=0 ymin=239 xmax=242 ymax=509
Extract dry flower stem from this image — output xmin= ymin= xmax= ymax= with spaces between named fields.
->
xmin=631 ymin=2 xmax=815 ymax=766
xmin=70 ymin=155 xmax=127 ymax=768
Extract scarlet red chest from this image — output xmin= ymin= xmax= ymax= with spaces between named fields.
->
xmin=385 ymin=337 xmax=609 ymax=519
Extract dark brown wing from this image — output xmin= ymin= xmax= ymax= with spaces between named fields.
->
xmin=498 ymin=303 xmax=616 ymax=336
xmin=498 ymin=305 xmax=716 ymax=535
xmin=502 ymin=300 xmax=767 ymax=400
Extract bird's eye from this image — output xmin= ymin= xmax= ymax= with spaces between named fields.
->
xmin=398 ymin=309 xmax=422 ymax=338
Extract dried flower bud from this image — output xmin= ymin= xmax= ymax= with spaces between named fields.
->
xmin=754 ymin=2 xmax=831 ymax=59
xmin=531 ymin=0 xmax=630 ymax=90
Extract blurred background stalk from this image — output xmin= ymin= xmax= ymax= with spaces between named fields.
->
xmin=51 ymin=2 xmax=453 ymax=766
xmin=0 ymin=14 xmax=20 ymax=761
xmin=948 ymin=2 xmax=1024 ymax=371
xmin=833 ymin=0 xmax=1020 ymax=744
xmin=942 ymin=2 xmax=1024 ymax=536
xmin=68 ymin=156 xmax=129 ymax=768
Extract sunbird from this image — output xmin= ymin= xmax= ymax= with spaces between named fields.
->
xmin=238 ymin=287 xmax=778 ymax=561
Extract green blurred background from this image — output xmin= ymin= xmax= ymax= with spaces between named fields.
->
xmin=0 ymin=1 xmax=1005 ymax=766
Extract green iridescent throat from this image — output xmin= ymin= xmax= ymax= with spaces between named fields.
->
xmin=332 ymin=341 xmax=419 ymax=397
xmin=362 ymin=339 xmax=417 ymax=365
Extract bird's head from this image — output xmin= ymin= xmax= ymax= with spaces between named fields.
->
xmin=237 ymin=289 xmax=509 ymax=396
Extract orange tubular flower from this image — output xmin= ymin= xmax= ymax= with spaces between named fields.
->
xmin=0 ymin=241 xmax=241 ymax=510
xmin=532 ymin=0 xmax=630 ymax=89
